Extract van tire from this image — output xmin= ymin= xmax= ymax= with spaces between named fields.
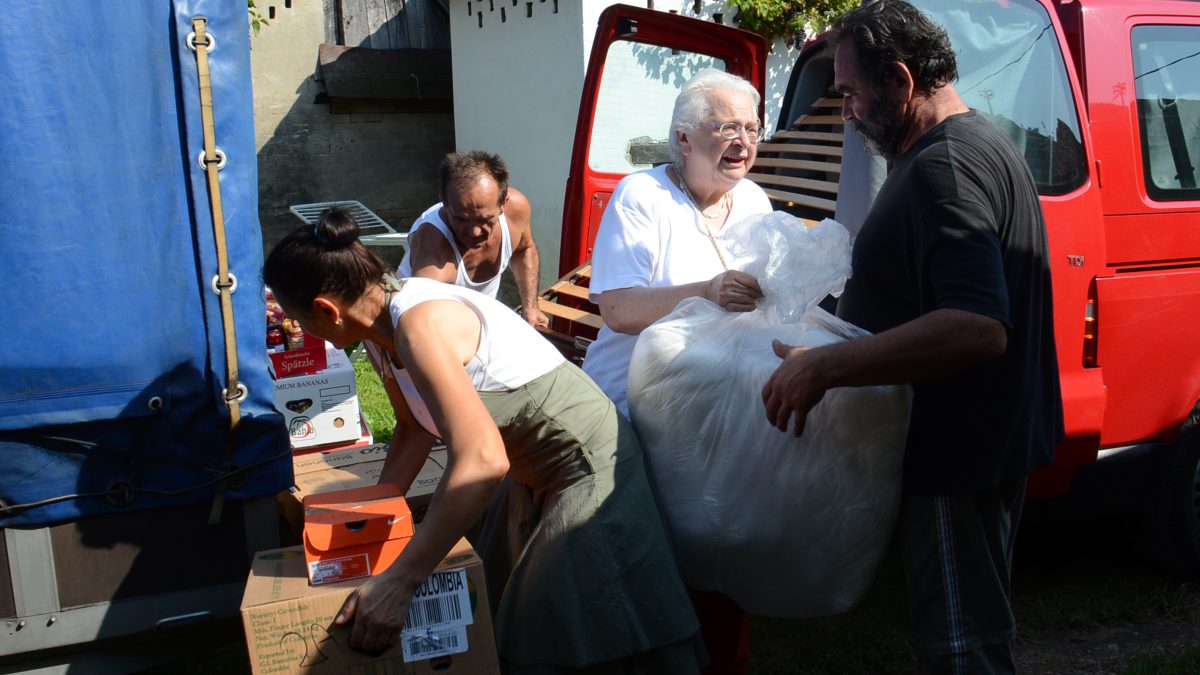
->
xmin=1151 ymin=400 xmax=1200 ymax=579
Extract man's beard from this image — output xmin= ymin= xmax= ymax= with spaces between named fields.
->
xmin=849 ymin=109 xmax=907 ymax=162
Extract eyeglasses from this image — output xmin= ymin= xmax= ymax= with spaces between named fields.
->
xmin=714 ymin=121 xmax=766 ymax=144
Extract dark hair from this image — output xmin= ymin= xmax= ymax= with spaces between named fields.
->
xmin=438 ymin=150 xmax=510 ymax=206
xmin=831 ymin=0 xmax=957 ymax=95
xmin=263 ymin=206 xmax=387 ymax=315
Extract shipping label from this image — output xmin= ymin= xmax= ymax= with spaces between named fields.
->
xmin=400 ymin=625 xmax=469 ymax=662
xmin=307 ymin=552 xmax=370 ymax=585
xmin=399 ymin=567 xmax=472 ymax=661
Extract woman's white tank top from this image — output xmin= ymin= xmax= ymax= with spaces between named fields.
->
xmin=366 ymin=277 xmax=563 ymax=438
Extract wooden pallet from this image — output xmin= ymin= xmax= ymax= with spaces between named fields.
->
xmin=535 ymin=263 xmax=602 ymax=362
xmin=538 ymin=263 xmax=602 ymax=332
xmin=747 ymin=96 xmax=844 ymax=216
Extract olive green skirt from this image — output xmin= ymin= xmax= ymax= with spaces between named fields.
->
xmin=474 ymin=362 xmax=702 ymax=674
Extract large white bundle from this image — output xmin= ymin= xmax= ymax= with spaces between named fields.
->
xmin=627 ymin=213 xmax=910 ymax=618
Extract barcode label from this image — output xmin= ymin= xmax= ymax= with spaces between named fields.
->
xmin=308 ymin=553 xmax=370 ymax=585
xmin=403 ymin=568 xmax=471 ymax=630
xmin=401 ymin=625 xmax=468 ymax=662
xmin=407 ymin=592 xmax=463 ymax=626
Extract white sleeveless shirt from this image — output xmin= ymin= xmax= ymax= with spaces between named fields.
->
xmin=397 ymin=202 xmax=514 ymax=299
xmin=365 ymin=278 xmax=563 ymax=438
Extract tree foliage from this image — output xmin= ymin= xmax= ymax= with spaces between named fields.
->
xmin=248 ymin=0 xmax=269 ymax=35
xmin=728 ymin=0 xmax=858 ymax=47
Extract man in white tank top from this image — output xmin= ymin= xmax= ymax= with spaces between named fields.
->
xmin=398 ymin=150 xmax=549 ymax=328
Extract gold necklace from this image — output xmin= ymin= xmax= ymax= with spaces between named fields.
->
xmin=672 ymin=164 xmax=732 ymax=271
xmin=673 ymin=163 xmax=730 ymax=219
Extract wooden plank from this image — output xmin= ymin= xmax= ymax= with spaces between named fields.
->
xmin=791 ymin=114 xmax=844 ymax=126
xmin=384 ymin=0 xmax=406 ymax=49
xmin=539 ymin=299 xmax=604 ymax=330
xmin=769 ymin=130 xmax=844 ymax=143
xmin=763 ymin=188 xmax=837 ymax=213
xmin=755 ymin=142 xmax=843 ymax=158
xmin=427 ymin=0 xmax=451 ymax=46
xmin=752 ymin=157 xmax=842 ymax=174
xmin=812 ymin=96 xmax=844 ymax=109
xmin=325 ymin=0 xmax=343 ymax=44
xmin=546 ymin=281 xmax=590 ymax=301
xmin=747 ymin=172 xmax=840 ymax=195
xmin=341 ymin=0 xmax=371 ymax=47
xmin=362 ymin=0 xmax=386 ymax=48
xmin=406 ymin=0 xmax=428 ymax=49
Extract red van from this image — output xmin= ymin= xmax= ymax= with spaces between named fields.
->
xmin=546 ymin=0 xmax=1200 ymax=574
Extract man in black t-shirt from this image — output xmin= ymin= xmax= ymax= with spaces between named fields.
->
xmin=761 ymin=1 xmax=1062 ymax=672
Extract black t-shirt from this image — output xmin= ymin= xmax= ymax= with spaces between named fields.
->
xmin=837 ymin=110 xmax=1063 ymax=495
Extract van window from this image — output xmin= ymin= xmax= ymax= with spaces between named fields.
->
xmin=920 ymin=0 xmax=1086 ymax=195
xmin=588 ymin=41 xmax=724 ymax=174
xmin=1132 ymin=25 xmax=1200 ymax=201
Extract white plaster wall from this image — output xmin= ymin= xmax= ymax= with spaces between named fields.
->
xmin=449 ymin=0 xmax=590 ymax=287
xmin=451 ymin=0 xmax=800 ymax=279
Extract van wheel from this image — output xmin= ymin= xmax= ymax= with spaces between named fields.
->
xmin=1151 ymin=401 xmax=1200 ymax=579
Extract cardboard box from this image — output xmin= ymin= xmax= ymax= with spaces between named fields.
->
xmin=279 ymin=445 xmax=448 ymax=536
xmin=303 ymin=483 xmax=415 ymax=586
xmin=274 ymin=344 xmax=361 ymax=449
xmin=270 ymin=332 xmax=329 ymax=378
xmin=241 ymin=538 xmax=499 ymax=675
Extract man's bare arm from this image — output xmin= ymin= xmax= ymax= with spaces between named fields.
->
xmin=405 ymin=223 xmax=458 ymax=283
xmin=762 ymin=308 xmax=1008 ymax=436
xmin=504 ymin=188 xmax=549 ymax=328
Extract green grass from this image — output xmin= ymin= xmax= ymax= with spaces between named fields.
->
xmin=353 ymin=351 xmax=395 ymax=445
xmin=749 ymin=549 xmax=915 ymax=674
xmin=1124 ymin=646 xmax=1200 ymax=675
xmin=745 ymin=510 xmax=1200 ymax=674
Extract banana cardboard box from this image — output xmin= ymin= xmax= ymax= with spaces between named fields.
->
xmin=273 ymin=344 xmax=361 ymax=449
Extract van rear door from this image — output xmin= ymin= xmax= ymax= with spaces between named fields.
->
xmin=559 ymin=4 xmax=766 ymax=276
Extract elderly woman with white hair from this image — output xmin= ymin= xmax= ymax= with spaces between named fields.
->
xmin=583 ymin=68 xmax=772 ymax=418
xmin=582 ymin=68 xmax=772 ymax=675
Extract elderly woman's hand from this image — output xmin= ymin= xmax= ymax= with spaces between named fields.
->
xmin=706 ymin=270 xmax=763 ymax=312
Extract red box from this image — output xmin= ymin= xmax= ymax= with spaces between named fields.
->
xmin=269 ymin=332 xmax=328 ymax=378
xmin=302 ymin=483 xmax=414 ymax=586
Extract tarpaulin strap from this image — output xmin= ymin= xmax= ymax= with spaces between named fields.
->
xmin=191 ymin=16 xmax=241 ymax=525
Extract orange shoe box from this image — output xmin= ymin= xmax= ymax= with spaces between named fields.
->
xmin=302 ymin=483 xmax=414 ymax=586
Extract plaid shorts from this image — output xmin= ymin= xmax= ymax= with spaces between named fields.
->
xmin=897 ymin=479 xmax=1027 ymax=675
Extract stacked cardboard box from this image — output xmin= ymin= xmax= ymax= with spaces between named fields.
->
xmin=241 ymin=538 xmax=498 ymax=674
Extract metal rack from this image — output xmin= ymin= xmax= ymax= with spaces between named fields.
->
xmin=289 ymin=200 xmax=408 ymax=248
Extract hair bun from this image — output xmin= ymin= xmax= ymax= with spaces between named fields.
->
xmin=315 ymin=206 xmax=362 ymax=249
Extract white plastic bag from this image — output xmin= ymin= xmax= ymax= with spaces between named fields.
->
xmin=627 ymin=213 xmax=911 ymax=618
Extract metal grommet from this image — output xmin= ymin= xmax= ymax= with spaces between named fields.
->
xmin=197 ymin=148 xmax=227 ymax=171
xmin=222 ymin=383 xmax=248 ymax=406
xmin=186 ymin=30 xmax=216 ymax=52
xmin=147 ymin=396 xmax=164 ymax=412
xmin=211 ymin=272 xmax=238 ymax=295
xmin=106 ymin=481 xmax=135 ymax=507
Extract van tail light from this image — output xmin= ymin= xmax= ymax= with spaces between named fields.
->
xmin=1082 ymin=294 xmax=1098 ymax=368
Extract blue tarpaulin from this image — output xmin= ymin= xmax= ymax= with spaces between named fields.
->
xmin=0 ymin=1 xmax=291 ymax=526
